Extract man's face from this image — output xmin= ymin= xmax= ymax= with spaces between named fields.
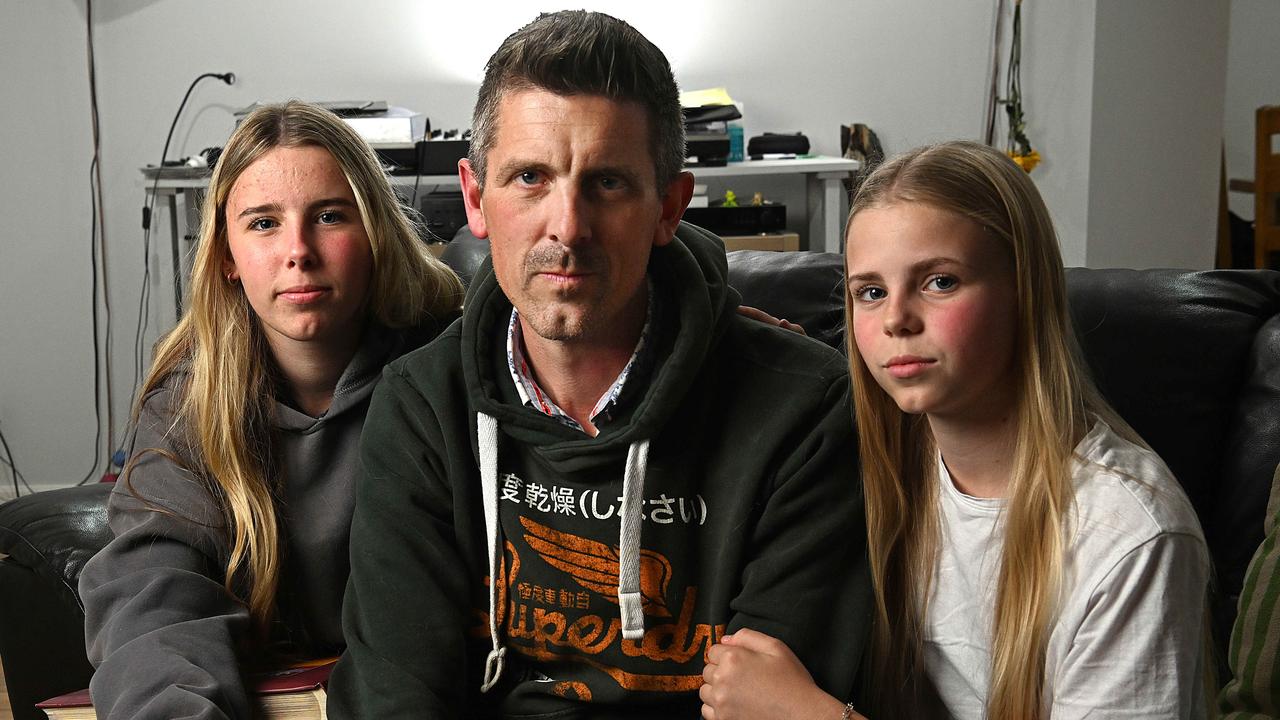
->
xmin=460 ymin=90 xmax=691 ymax=348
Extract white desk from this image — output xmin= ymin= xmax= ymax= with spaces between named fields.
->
xmin=684 ymin=156 xmax=858 ymax=254
xmin=145 ymin=155 xmax=857 ymax=313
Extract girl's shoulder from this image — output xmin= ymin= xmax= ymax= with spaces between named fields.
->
xmin=1069 ymin=421 xmax=1205 ymax=546
xmin=117 ymin=372 xmax=222 ymax=522
xmin=128 ymin=371 xmax=193 ymax=452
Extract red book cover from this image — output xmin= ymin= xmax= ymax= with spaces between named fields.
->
xmin=34 ymin=688 xmax=91 ymax=709
xmin=36 ymin=659 xmax=336 ymax=708
xmin=252 ymin=659 xmax=335 ymax=695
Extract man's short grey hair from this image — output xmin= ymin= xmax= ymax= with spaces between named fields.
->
xmin=468 ymin=10 xmax=685 ymax=192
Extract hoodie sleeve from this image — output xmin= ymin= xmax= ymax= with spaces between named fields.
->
xmin=78 ymin=388 xmax=253 ymax=720
xmin=726 ymin=372 xmax=872 ymax=703
xmin=327 ymin=364 xmax=471 ymax=719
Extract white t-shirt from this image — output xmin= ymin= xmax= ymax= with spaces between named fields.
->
xmin=926 ymin=421 xmax=1209 ymax=719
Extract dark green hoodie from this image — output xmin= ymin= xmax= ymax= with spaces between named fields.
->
xmin=330 ymin=223 xmax=871 ymax=719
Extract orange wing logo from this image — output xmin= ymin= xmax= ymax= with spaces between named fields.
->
xmin=519 ymin=516 xmax=673 ymax=617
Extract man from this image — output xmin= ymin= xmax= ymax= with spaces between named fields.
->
xmin=328 ymin=11 xmax=870 ymax=718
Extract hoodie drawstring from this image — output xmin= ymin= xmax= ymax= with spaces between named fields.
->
xmin=617 ymin=439 xmax=650 ymax=640
xmin=477 ymin=412 xmax=506 ymax=693
xmin=475 ymin=411 xmax=652 ymax=691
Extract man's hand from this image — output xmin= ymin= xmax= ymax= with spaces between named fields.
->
xmin=736 ymin=306 xmax=807 ymax=336
xmin=699 ymin=629 xmax=858 ymax=720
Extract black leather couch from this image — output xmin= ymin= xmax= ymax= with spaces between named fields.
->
xmin=2 ymin=240 xmax=1278 ymax=719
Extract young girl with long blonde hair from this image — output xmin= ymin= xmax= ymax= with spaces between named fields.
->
xmin=79 ymin=101 xmax=463 ymax=720
xmin=699 ymin=140 xmax=1209 ymax=720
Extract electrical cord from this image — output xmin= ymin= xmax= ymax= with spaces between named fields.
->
xmin=77 ymin=156 xmax=106 ymax=486
xmin=78 ymin=0 xmax=110 ymax=486
xmin=983 ymin=0 xmax=1007 ymax=146
xmin=410 ymin=115 xmax=432 ymax=209
xmin=408 ymin=121 xmax=452 ymax=242
xmin=0 ymin=424 xmax=36 ymax=498
xmin=129 ymin=71 xmax=236 ymax=426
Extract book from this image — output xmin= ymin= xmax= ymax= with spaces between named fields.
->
xmin=36 ymin=658 xmax=335 ymax=720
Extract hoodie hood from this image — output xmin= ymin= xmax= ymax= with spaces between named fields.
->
xmin=273 ymin=321 xmax=437 ymax=433
xmin=459 ymin=221 xmax=739 ymax=466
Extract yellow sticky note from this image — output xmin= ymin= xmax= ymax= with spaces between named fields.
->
xmin=680 ymin=87 xmax=736 ymax=107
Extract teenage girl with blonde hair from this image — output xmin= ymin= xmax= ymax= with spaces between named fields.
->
xmin=699 ymin=140 xmax=1209 ymax=720
xmin=80 ymin=100 xmax=463 ymax=720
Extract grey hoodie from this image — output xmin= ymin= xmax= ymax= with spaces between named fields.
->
xmin=79 ymin=323 xmax=437 ymax=720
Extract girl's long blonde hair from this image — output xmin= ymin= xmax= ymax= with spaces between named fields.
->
xmin=129 ymin=100 xmax=462 ymax=632
xmin=846 ymin=141 xmax=1139 ymax=719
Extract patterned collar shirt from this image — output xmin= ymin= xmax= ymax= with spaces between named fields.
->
xmin=506 ymin=279 xmax=658 ymax=434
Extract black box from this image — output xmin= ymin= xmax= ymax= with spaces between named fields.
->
xmin=418 ymin=139 xmax=470 ymax=175
xmin=681 ymin=203 xmax=786 ymax=236
xmin=747 ymin=132 xmax=810 ymax=157
xmin=378 ymin=139 xmax=470 ymax=176
xmin=686 ymin=133 xmax=730 ymax=167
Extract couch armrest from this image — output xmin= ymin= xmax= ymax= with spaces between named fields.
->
xmin=0 ymin=483 xmax=114 ymax=613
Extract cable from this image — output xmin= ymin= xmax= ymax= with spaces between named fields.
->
xmin=79 ymin=0 xmax=109 ymax=486
xmin=77 ymin=156 xmax=106 ymax=486
xmin=130 ymin=71 xmax=237 ymax=421
xmin=410 ymin=116 xmax=432 ymax=209
xmin=0 ymin=424 xmax=36 ymax=497
xmin=140 ymin=71 xmax=236 ymax=235
xmin=983 ymin=0 xmax=1007 ymax=146
xmin=0 ymin=454 xmax=24 ymax=499
xmin=1004 ymin=0 xmax=1028 ymax=157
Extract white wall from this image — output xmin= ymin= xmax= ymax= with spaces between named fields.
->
xmin=1021 ymin=0 xmax=1098 ymax=268
xmin=670 ymin=1 xmax=1000 ymax=248
xmin=0 ymin=0 xmax=1233 ymax=490
xmin=0 ymin=1 xmax=100 ymax=497
xmin=1087 ymin=0 xmax=1229 ymax=269
xmin=1223 ymin=0 xmax=1280 ymax=220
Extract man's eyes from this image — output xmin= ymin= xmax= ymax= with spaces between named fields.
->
xmin=510 ymin=170 xmax=628 ymax=191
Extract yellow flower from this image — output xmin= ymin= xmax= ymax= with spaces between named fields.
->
xmin=1008 ymin=149 xmax=1042 ymax=173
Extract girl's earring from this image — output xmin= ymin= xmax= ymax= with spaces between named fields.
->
xmin=227 ymin=272 xmax=239 ymax=283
